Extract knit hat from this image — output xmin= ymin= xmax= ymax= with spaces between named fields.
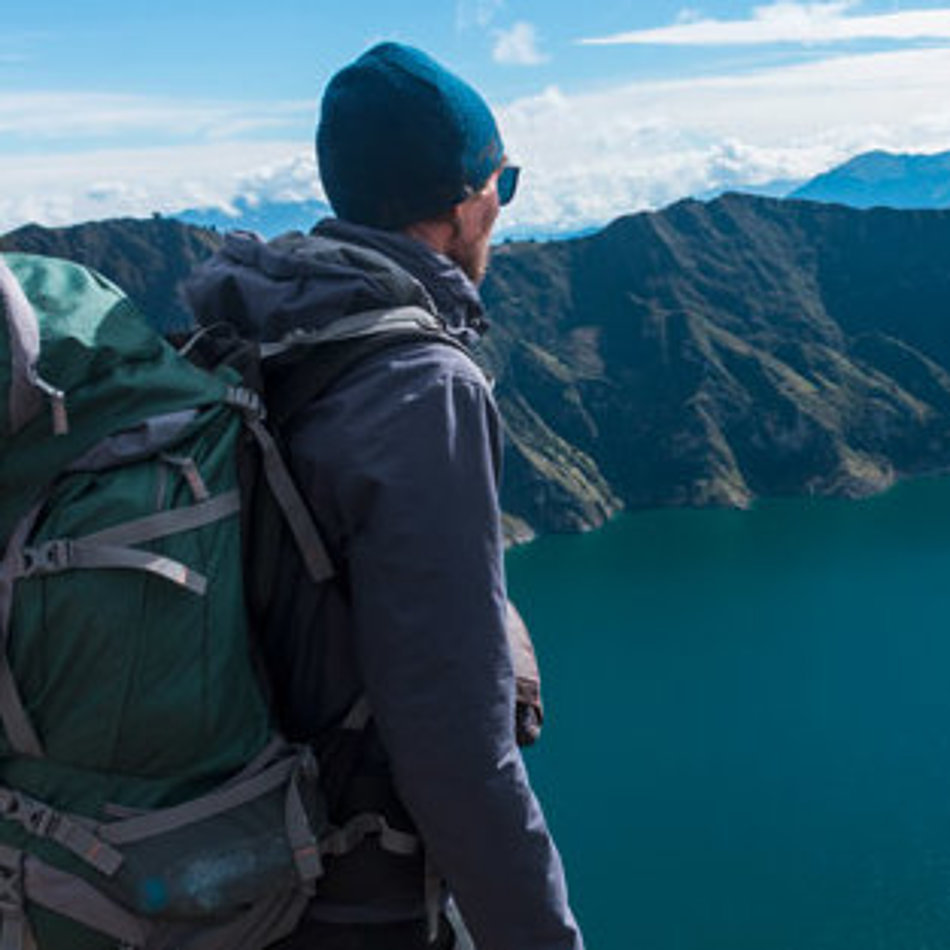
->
xmin=317 ymin=42 xmax=505 ymax=230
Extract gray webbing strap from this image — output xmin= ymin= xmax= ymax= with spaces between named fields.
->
xmin=319 ymin=813 xmax=420 ymax=859
xmin=0 ymin=789 xmax=122 ymax=876
xmin=340 ymin=695 xmax=372 ymax=732
xmin=67 ymin=411 xmax=198 ymax=474
xmin=22 ymin=541 xmax=208 ymax=596
xmin=425 ymin=855 xmax=444 ymax=944
xmin=220 ymin=736 xmax=287 ymax=789
xmin=0 ymin=656 xmax=41 ymax=759
xmin=26 ymin=368 xmax=67 ymax=437
xmin=158 ymin=455 xmax=210 ymax=502
xmin=24 ymin=856 xmax=148 ymax=948
xmin=0 ymin=508 xmax=45 ymax=758
xmin=285 ymin=755 xmax=321 ymax=884
xmin=0 ymin=846 xmax=36 ymax=950
xmin=99 ymin=755 xmax=298 ymax=845
xmin=79 ymin=490 xmax=239 ymax=548
xmin=258 ymin=305 xmax=443 ymax=357
xmin=239 ymin=407 xmax=335 ymax=584
xmin=16 ymin=492 xmax=241 ymax=596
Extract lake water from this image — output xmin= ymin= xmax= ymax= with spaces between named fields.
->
xmin=506 ymin=477 xmax=950 ymax=950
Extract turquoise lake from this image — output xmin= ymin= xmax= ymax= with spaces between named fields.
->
xmin=506 ymin=476 xmax=950 ymax=950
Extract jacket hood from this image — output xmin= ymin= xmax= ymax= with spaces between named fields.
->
xmin=184 ymin=220 xmax=487 ymax=347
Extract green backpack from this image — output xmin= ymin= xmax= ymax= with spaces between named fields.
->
xmin=0 ymin=253 xmax=340 ymax=950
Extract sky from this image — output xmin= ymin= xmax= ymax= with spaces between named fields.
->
xmin=3 ymin=0 xmax=950 ymax=236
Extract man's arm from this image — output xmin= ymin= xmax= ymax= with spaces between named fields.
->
xmin=318 ymin=343 xmax=583 ymax=950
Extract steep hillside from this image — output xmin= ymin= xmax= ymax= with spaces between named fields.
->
xmin=481 ymin=195 xmax=950 ymax=532
xmin=6 ymin=195 xmax=950 ymax=538
xmin=0 ymin=216 xmax=222 ymax=334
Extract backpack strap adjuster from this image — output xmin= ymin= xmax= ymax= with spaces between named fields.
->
xmin=0 ymin=845 xmax=36 ymax=950
xmin=225 ymin=386 xmax=264 ymax=418
xmin=0 ymin=851 xmax=23 ymax=917
xmin=19 ymin=540 xmax=71 ymax=578
xmin=0 ymin=790 xmax=123 ymax=878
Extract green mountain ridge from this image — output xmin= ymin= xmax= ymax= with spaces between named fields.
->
xmin=5 ymin=194 xmax=950 ymax=539
xmin=481 ymin=194 xmax=950 ymax=535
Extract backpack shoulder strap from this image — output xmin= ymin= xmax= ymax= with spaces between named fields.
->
xmin=263 ymin=306 xmax=471 ymax=429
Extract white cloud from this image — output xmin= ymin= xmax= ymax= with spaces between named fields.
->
xmin=580 ymin=1 xmax=950 ymax=46
xmin=493 ymin=21 xmax=549 ymax=66
xmin=0 ymin=143 xmax=320 ymax=233
xmin=0 ymin=92 xmax=310 ymax=144
xmin=495 ymin=47 xmax=950 ymax=234
xmin=4 ymin=45 xmax=950 ymax=239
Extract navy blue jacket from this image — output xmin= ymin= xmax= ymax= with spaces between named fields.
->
xmin=185 ymin=219 xmax=583 ymax=950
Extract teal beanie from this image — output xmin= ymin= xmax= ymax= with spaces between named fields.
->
xmin=317 ymin=42 xmax=505 ymax=230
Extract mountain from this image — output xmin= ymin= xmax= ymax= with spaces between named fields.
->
xmin=480 ymin=193 xmax=950 ymax=534
xmin=790 ymin=149 xmax=950 ymax=209
xmin=6 ymin=194 xmax=950 ymax=539
xmin=174 ymin=197 xmax=331 ymax=239
xmin=0 ymin=215 xmax=221 ymax=334
xmin=695 ymin=178 xmax=806 ymax=203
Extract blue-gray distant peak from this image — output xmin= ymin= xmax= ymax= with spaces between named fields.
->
xmin=790 ymin=148 xmax=950 ymax=210
xmin=174 ymin=197 xmax=332 ymax=239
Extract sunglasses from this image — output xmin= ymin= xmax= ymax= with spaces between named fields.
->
xmin=497 ymin=164 xmax=520 ymax=206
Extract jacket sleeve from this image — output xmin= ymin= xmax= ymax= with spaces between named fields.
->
xmin=299 ymin=343 xmax=583 ymax=950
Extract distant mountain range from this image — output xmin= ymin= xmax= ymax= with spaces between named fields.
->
xmin=5 ymin=194 xmax=950 ymax=539
xmin=174 ymin=197 xmax=332 ymax=239
xmin=172 ymin=197 xmax=582 ymax=244
xmin=790 ymin=149 xmax=950 ymax=209
xmin=164 ymin=147 xmax=949 ymax=241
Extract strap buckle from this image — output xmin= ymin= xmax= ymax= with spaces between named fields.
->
xmin=0 ymin=792 xmax=58 ymax=840
xmin=225 ymin=386 xmax=264 ymax=418
xmin=0 ymin=848 xmax=24 ymax=916
xmin=20 ymin=540 xmax=71 ymax=578
xmin=23 ymin=804 xmax=58 ymax=840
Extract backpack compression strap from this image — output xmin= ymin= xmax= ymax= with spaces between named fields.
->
xmin=0 ymin=489 xmax=242 ymax=758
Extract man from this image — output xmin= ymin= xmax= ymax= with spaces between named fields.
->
xmin=186 ymin=42 xmax=583 ymax=950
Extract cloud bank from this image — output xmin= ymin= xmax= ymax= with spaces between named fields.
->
xmin=0 ymin=92 xmax=309 ymax=145
xmin=3 ymin=45 xmax=950 ymax=238
xmin=496 ymin=46 xmax=950 ymax=234
xmin=581 ymin=1 xmax=950 ymax=46
xmin=0 ymin=143 xmax=320 ymax=233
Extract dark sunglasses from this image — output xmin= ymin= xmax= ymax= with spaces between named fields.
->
xmin=497 ymin=164 xmax=520 ymax=206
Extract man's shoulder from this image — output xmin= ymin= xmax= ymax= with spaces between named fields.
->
xmin=340 ymin=331 xmax=490 ymax=399
xmin=283 ymin=332 xmax=496 ymax=457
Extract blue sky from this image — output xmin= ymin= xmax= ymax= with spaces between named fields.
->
xmin=4 ymin=0 xmax=950 ymax=234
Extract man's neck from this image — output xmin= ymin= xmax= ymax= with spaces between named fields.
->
xmin=402 ymin=217 xmax=455 ymax=259
xmin=313 ymin=218 xmax=488 ymax=341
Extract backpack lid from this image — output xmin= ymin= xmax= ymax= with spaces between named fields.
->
xmin=0 ymin=253 xmax=227 ymax=548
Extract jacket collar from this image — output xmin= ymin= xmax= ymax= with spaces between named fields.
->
xmin=313 ymin=218 xmax=488 ymax=346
